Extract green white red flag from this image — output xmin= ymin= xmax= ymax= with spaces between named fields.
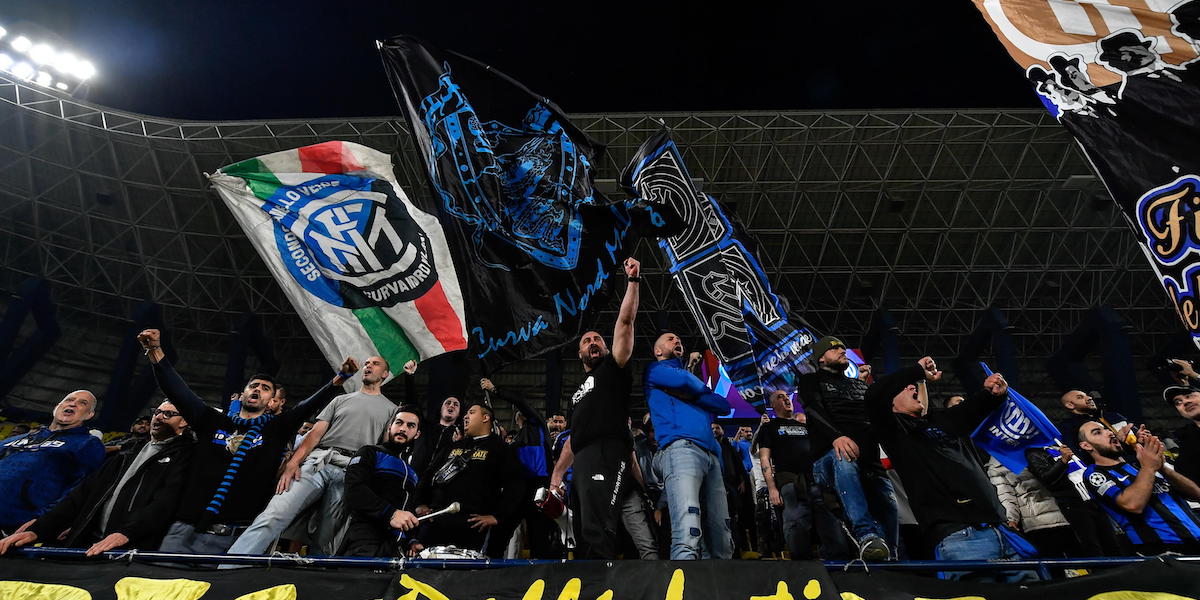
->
xmin=210 ymin=141 xmax=467 ymax=381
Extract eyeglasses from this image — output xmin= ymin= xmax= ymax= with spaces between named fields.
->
xmin=152 ymin=409 xmax=181 ymax=419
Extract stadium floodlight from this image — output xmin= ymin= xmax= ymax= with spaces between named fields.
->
xmin=54 ymin=81 xmax=67 ymax=90
xmin=11 ymin=61 xmax=34 ymax=80
xmin=34 ymin=71 xmax=51 ymax=87
xmin=0 ymin=53 xmax=11 ymax=70
xmin=29 ymin=43 xmax=55 ymax=64
xmin=0 ymin=26 xmax=7 ymax=39
xmin=53 ymin=51 xmax=77 ymax=74
xmin=74 ymin=60 xmax=95 ymax=80
xmin=11 ymin=35 xmax=30 ymax=53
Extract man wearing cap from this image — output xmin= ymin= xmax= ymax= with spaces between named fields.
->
xmin=1079 ymin=420 xmax=1200 ymax=554
xmin=796 ymin=336 xmax=897 ymax=561
xmin=1097 ymin=31 xmax=1183 ymax=82
xmin=1166 ymin=385 xmax=1200 ymax=485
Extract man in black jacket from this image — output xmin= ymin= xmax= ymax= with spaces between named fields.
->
xmin=342 ymin=406 xmax=423 ymax=557
xmin=866 ymin=357 xmax=1033 ymax=582
xmin=411 ymin=401 xmax=524 ymax=557
xmin=0 ymin=400 xmax=194 ymax=556
xmin=136 ymin=328 xmax=355 ymax=555
xmin=797 ymin=336 xmax=897 ymax=560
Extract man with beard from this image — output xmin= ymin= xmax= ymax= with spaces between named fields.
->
xmin=645 ymin=331 xmax=732 ymax=559
xmin=0 ymin=400 xmax=194 ymax=555
xmin=105 ymin=416 xmax=151 ymax=455
xmin=1080 ymin=421 xmax=1200 ymax=554
xmin=341 ymin=406 xmax=423 ymax=557
xmin=227 ymin=356 xmax=397 ymax=557
xmin=0 ymin=390 xmax=105 ymax=534
xmin=411 ymin=402 xmax=524 ymax=556
xmin=797 ymin=336 xmax=897 ymax=561
xmin=554 ymin=257 xmax=641 ymax=559
xmin=137 ymin=328 xmax=355 ymax=555
xmin=1056 ymin=390 xmax=1131 ymax=453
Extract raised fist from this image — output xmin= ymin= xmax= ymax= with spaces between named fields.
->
xmin=624 ymin=257 xmax=640 ymax=279
xmin=136 ymin=329 xmax=161 ymax=349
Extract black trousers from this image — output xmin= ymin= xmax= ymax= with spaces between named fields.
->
xmin=1056 ymin=496 xmax=1123 ymax=556
xmin=572 ymin=437 xmax=628 ymax=559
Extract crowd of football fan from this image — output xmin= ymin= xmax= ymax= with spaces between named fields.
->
xmin=3 ymin=257 xmax=1200 ymax=581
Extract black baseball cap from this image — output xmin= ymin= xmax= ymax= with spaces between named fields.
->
xmin=1163 ymin=385 xmax=1199 ymax=406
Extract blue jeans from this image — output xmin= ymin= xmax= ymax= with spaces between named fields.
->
xmin=653 ymin=439 xmax=733 ymax=559
xmin=934 ymin=525 xmax=1038 ymax=583
xmin=225 ymin=452 xmax=349 ymax=558
xmin=813 ymin=449 xmax=898 ymax=552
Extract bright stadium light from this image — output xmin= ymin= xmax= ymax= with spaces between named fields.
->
xmin=74 ymin=60 xmax=95 ymax=80
xmin=11 ymin=35 xmax=30 ymax=53
xmin=34 ymin=70 xmax=51 ymax=87
xmin=0 ymin=53 xmax=11 ymax=70
xmin=0 ymin=26 xmax=7 ymax=39
xmin=54 ymin=81 xmax=67 ymax=90
xmin=29 ymin=43 xmax=54 ymax=64
xmin=53 ymin=51 xmax=76 ymax=74
xmin=11 ymin=61 xmax=34 ymax=80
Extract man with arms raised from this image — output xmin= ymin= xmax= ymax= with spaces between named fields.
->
xmin=137 ymin=328 xmax=355 ymax=555
xmin=0 ymin=390 xmax=105 ymax=534
xmin=551 ymin=257 xmax=641 ymax=559
xmin=227 ymin=356 xmax=395 ymax=556
xmin=0 ymin=400 xmax=193 ymax=555
xmin=1080 ymin=420 xmax=1200 ymax=554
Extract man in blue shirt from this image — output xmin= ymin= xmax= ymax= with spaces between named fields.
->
xmin=0 ymin=390 xmax=106 ymax=533
xmin=646 ymin=332 xmax=731 ymax=559
xmin=1079 ymin=420 xmax=1200 ymax=554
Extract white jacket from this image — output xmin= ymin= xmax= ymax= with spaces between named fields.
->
xmin=986 ymin=457 xmax=1069 ymax=533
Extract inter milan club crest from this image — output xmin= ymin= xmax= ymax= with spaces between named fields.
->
xmin=267 ymin=177 xmax=439 ymax=309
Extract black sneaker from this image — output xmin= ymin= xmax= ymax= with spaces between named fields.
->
xmin=857 ymin=535 xmax=889 ymax=561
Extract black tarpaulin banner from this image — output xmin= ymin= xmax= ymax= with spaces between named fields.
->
xmin=972 ymin=0 xmax=1200 ymax=347
xmin=4 ymin=557 xmax=1200 ymax=599
xmin=620 ymin=131 xmax=818 ymax=412
xmin=378 ymin=36 xmax=640 ymax=371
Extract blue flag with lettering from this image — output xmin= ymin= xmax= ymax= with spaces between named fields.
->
xmin=970 ymin=362 xmax=1064 ymax=474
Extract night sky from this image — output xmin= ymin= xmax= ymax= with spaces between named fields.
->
xmin=2 ymin=1 xmax=1039 ymax=120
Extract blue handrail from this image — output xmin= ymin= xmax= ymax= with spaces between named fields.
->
xmin=11 ymin=546 xmax=1200 ymax=576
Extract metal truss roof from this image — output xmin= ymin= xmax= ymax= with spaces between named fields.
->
xmin=0 ymin=73 xmax=1179 ymax=421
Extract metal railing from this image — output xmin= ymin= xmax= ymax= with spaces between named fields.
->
xmin=13 ymin=546 xmax=1199 ymax=579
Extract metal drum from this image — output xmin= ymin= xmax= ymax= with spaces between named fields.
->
xmin=417 ymin=546 xmax=486 ymax=560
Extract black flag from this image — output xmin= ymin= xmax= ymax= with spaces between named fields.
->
xmin=379 ymin=36 xmax=646 ymax=370
xmin=973 ymin=1 xmax=1200 ymax=347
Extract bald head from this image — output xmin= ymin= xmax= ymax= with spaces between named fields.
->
xmin=1060 ymin=390 xmax=1095 ymax=415
xmin=51 ymin=390 xmax=97 ymax=431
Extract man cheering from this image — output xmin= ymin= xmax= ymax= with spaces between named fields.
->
xmin=138 ymin=328 xmax=354 ymax=555
xmin=645 ymin=332 xmax=731 ymax=559
xmin=555 ymin=257 xmax=640 ymax=559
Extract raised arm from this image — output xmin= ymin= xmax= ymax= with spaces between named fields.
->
xmin=611 ymin=258 xmax=640 ymax=368
xmin=138 ymin=329 xmax=211 ymax=427
xmin=550 ymin=436 xmax=575 ymax=493
xmin=1113 ymin=438 xmax=1166 ymax=514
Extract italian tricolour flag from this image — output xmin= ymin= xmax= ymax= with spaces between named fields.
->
xmin=210 ymin=141 xmax=466 ymax=384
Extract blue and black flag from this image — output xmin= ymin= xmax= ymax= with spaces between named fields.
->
xmin=379 ymin=36 xmax=675 ymax=370
xmin=622 ymin=131 xmax=819 ymax=412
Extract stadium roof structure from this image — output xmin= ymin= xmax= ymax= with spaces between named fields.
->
xmin=0 ymin=72 xmax=1184 ymax=423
